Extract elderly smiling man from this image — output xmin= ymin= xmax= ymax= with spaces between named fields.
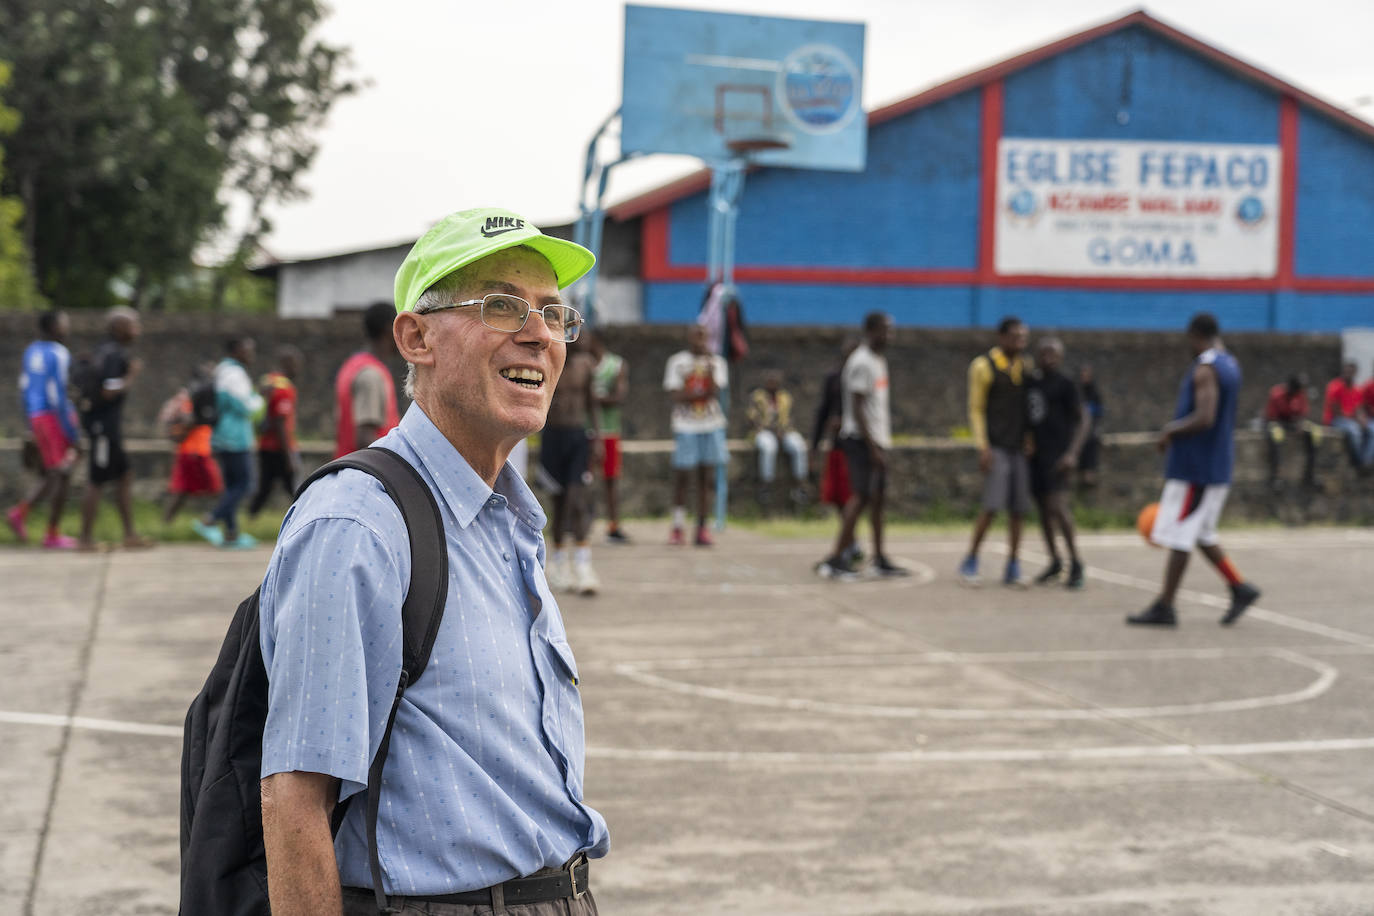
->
xmin=257 ymin=208 xmax=609 ymax=916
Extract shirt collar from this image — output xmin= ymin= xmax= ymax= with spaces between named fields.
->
xmin=396 ymin=405 xmax=546 ymax=532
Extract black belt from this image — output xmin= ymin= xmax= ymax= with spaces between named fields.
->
xmin=348 ymin=855 xmax=590 ymax=908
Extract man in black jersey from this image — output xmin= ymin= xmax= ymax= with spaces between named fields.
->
xmin=1026 ymin=338 xmax=1090 ymax=588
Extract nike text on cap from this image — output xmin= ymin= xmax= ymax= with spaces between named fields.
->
xmin=393 ymin=207 xmax=596 ymax=313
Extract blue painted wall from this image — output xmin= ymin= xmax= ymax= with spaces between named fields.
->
xmin=667 ymin=89 xmax=982 ymax=270
xmin=1002 ymin=27 xmax=1278 ymax=143
xmin=645 ymin=282 xmax=979 ymax=327
xmin=640 ymin=25 xmax=1374 ymax=330
xmin=1294 ymin=112 xmax=1374 ymax=279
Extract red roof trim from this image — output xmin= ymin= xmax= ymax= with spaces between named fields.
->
xmin=607 ymin=9 xmax=1374 ymax=222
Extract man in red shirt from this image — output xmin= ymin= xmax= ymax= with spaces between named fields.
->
xmin=334 ymin=302 xmax=401 ymax=458
xmin=1263 ymin=374 xmax=1315 ymax=490
xmin=1322 ymin=361 xmax=1372 ymax=472
xmin=249 ymin=346 xmax=303 ymax=516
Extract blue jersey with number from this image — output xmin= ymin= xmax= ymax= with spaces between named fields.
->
xmin=19 ymin=340 xmax=79 ymax=442
xmin=1164 ymin=347 xmax=1241 ymax=485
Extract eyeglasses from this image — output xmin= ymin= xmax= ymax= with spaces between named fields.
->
xmin=418 ymin=293 xmax=583 ymax=343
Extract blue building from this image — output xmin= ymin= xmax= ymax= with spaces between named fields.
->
xmin=608 ymin=11 xmax=1374 ymax=332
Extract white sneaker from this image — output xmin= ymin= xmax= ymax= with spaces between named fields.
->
xmin=546 ymin=555 xmax=574 ymax=592
xmin=574 ymin=560 xmax=600 ymax=596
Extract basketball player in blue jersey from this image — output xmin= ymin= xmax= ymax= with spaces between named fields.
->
xmin=1129 ymin=313 xmax=1261 ymax=627
xmin=7 ymin=311 xmax=81 ymax=548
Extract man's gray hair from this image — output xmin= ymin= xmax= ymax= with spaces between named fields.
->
xmin=405 ymin=267 xmax=475 ymax=399
xmin=404 ymin=246 xmax=544 ymax=399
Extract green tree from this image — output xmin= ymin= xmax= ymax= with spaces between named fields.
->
xmin=0 ymin=0 xmax=353 ymax=309
xmin=0 ymin=60 xmax=44 ymax=309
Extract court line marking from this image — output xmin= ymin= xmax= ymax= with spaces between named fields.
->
xmin=612 ymin=648 xmax=1337 ymax=720
xmin=5 ymin=708 xmax=1373 ymax=769
xmin=737 ymin=529 xmax=1374 ymax=555
xmin=1076 ymin=563 xmax=1374 ymax=649
xmin=612 ymin=557 xmax=936 ymax=594
xmin=588 ymin=736 xmax=1374 ymax=765
xmin=611 ymin=645 xmax=1368 ymax=671
xmin=0 ymin=710 xmax=182 ymax=738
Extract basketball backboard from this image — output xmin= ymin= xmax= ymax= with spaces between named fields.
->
xmin=621 ymin=5 xmax=867 ymax=171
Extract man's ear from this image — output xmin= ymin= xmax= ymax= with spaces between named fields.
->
xmin=394 ymin=312 xmax=434 ymax=368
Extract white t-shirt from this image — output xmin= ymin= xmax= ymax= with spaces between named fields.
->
xmin=839 ymin=343 xmax=892 ymax=449
xmin=663 ymin=350 xmax=729 ymax=434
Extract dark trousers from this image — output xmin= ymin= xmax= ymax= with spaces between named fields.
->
xmin=210 ymin=450 xmax=254 ymax=538
xmin=341 ymin=887 xmax=599 ymax=916
xmin=1265 ymin=421 xmax=1315 ymax=484
xmin=249 ymin=449 xmax=297 ymax=515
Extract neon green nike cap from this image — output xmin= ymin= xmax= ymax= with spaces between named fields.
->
xmin=393 ymin=207 xmax=595 ymax=313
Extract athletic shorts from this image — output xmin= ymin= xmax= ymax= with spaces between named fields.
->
xmin=983 ymin=447 xmax=1031 ymax=514
xmin=1151 ymin=479 xmax=1230 ymax=552
xmin=1030 ymin=451 xmax=1070 ymax=498
xmin=602 ymin=434 xmax=622 ymax=481
xmin=820 ymin=446 xmax=852 ymax=507
xmin=539 ymin=425 xmax=591 ymax=488
xmin=839 ymin=436 xmax=886 ymax=497
xmin=88 ymin=422 xmax=130 ymax=485
xmin=169 ymin=452 xmax=223 ymax=496
xmin=672 ymin=428 xmax=727 ymax=470
xmin=29 ymin=411 xmax=75 ymax=471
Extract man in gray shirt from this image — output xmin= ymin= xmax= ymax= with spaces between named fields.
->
xmin=817 ymin=311 xmax=909 ymax=579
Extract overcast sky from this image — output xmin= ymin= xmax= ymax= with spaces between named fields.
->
xmin=254 ymin=0 xmax=1374 ymax=261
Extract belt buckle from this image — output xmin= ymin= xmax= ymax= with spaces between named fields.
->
xmin=568 ymin=853 xmax=588 ymax=900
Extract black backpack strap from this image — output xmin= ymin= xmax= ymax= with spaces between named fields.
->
xmin=294 ymin=447 xmax=448 ymax=914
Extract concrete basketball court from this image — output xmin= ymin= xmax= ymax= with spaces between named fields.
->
xmin=4 ymin=526 xmax=1374 ymax=915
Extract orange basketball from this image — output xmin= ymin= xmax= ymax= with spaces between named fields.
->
xmin=1136 ymin=502 xmax=1160 ymax=547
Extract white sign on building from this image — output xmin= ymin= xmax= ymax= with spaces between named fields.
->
xmin=994 ymin=138 xmax=1281 ymax=278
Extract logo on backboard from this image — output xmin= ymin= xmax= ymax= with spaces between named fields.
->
xmin=777 ymin=44 xmax=859 ymax=134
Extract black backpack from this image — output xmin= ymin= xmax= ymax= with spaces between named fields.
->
xmin=188 ymin=374 xmax=219 ymax=428
xmin=70 ymin=352 xmax=103 ymax=422
xmin=179 ymin=447 xmax=449 ymax=916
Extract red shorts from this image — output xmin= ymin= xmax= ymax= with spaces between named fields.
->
xmin=30 ymin=412 xmax=75 ymax=470
xmin=820 ymin=447 xmax=853 ymax=507
xmin=169 ymin=452 xmax=224 ymax=495
xmin=602 ymin=434 xmax=622 ymax=481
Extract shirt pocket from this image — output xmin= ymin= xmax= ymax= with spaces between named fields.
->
xmin=542 ymin=633 xmax=586 ymax=798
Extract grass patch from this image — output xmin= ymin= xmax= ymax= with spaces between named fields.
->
xmin=0 ymin=497 xmax=289 ymax=547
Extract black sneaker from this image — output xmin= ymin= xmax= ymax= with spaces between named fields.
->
xmin=1126 ymin=602 xmax=1177 ymax=627
xmin=872 ymin=555 xmax=911 ymax=577
xmin=842 ymin=544 xmax=866 ymax=567
xmin=816 ymin=554 xmax=858 ymax=580
xmin=1221 ymin=582 xmax=1261 ymax=626
xmin=606 ymin=528 xmax=632 ymax=545
xmin=1065 ymin=560 xmax=1085 ymax=590
xmin=1034 ymin=559 xmax=1063 ymax=585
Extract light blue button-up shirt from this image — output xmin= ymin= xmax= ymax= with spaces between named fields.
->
xmin=259 ymin=405 xmax=608 ymax=895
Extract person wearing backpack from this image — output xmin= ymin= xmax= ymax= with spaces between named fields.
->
xmin=245 ymin=208 xmax=607 ymax=916
xmin=159 ymin=365 xmax=224 ymax=525
xmin=192 ymin=336 xmax=264 ymax=548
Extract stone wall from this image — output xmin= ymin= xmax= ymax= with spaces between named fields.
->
xmin=0 ymin=311 xmax=1347 ymax=446
xmin=596 ymin=324 xmax=1346 ymax=442
xmin=0 ymin=310 xmax=409 ymax=441
xmin=3 ymin=430 xmax=1370 ymax=527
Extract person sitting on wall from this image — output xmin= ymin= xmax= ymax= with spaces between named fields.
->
xmin=1321 ymin=361 xmax=1373 ymax=473
xmin=1263 ymin=373 xmax=1317 ymax=491
xmin=747 ymin=369 xmax=808 ymax=511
